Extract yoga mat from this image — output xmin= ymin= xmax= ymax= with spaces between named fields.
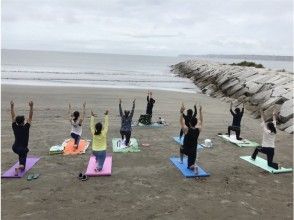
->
xmin=112 ymin=138 xmax=140 ymax=153
xmin=63 ymin=139 xmax=90 ymax=155
xmin=240 ymin=156 xmax=293 ymax=174
xmin=172 ymin=136 xmax=204 ymax=149
xmin=170 ymin=156 xmax=210 ymax=178
xmin=132 ymin=122 xmax=166 ymax=128
xmin=49 ymin=145 xmax=64 ymax=155
xmin=85 ymin=155 xmax=112 ymax=176
xmin=2 ymin=156 xmax=41 ymax=178
xmin=218 ymin=134 xmax=259 ymax=147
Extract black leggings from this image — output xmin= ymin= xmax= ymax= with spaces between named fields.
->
xmin=180 ymin=146 xmax=197 ymax=168
xmin=71 ymin=133 xmax=81 ymax=145
xmin=120 ymin=130 xmax=131 ymax=146
xmin=12 ymin=145 xmax=29 ymax=168
xmin=228 ymin=126 xmax=241 ymax=140
xmin=251 ymin=146 xmax=278 ymax=169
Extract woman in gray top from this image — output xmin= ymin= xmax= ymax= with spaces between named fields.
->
xmin=119 ymin=98 xmax=135 ymax=146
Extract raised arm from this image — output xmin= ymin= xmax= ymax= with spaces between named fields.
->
xmin=103 ymin=110 xmax=109 ymax=134
xmin=130 ymin=99 xmax=136 ymax=118
xmin=193 ymin=104 xmax=197 ymax=118
xmin=68 ymin=103 xmax=72 ymax=122
xmin=27 ymin=101 xmax=34 ymax=124
xmin=260 ymin=109 xmax=265 ymax=123
xmin=196 ymin=105 xmax=203 ymax=130
xmin=79 ymin=102 xmax=86 ymax=124
xmin=180 ymin=104 xmax=187 ymax=131
xmin=10 ymin=101 xmax=16 ymax=122
xmin=241 ymin=103 xmax=245 ymax=115
xmin=90 ymin=111 xmax=96 ymax=135
xmin=230 ymin=102 xmax=235 ymax=116
xmin=272 ymin=110 xmax=277 ymax=125
xmin=147 ymin=91 xmax=150 ymax=102
xmin=119 ymin=99 xmax=123 ymax=117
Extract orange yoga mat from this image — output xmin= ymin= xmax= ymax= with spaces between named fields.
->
xmin=63 ymin=139 xmax=90 ymax=155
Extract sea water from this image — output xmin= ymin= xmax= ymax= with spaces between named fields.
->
xmin=1 ymin=49 xmax=198 ymax=93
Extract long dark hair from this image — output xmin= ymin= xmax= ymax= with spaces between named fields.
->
xmin=187 ymin=109 xmax=193 ymax=117
xmin=94 ymin=122 xmax=102 ymax=135
xmin=73 ymin=111 xmax=80 ymax=122
xmin=267 ymin=122 xmax=277 ymax=134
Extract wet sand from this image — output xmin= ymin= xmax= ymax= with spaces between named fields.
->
xmin=1 ymin=85 xmax=293 ymax=220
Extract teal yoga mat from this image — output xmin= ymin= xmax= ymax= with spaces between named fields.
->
xmin=240 ymin=156 xmax=293 ymax=174
xmin=218 ymin=134 xmax=259 ymax=147
xmin=132 ymin=122 xmax=166 ymax=128
xmin=112 ymin=138 xmax=140 ymax=153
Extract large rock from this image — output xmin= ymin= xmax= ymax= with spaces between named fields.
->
xmin=279 ymin=99 xmax=294 ymax=122
xmin=282 ymin=90 xmax=293 ymax=100
xmin=221 ymin=79 xmax=240 ymax=91
xmin=285 ymin=125 xmax=294 ymax=134
xmin=244 ymin=82 xmax=263 ymax=95
xmin=272 ymin=87 xmax=288 ymax=97
xmin=250 ymin=89 xmax=272 ymax=105
xmin=261 ymin=97 xmax=283 ymax=109
xmin=278 ymin=118 xmax=294 ymax=130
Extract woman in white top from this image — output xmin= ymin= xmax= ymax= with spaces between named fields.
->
xmin=68 ymin=102 xmax=86 ymax=148
xmin=251 ymin=109 xmax=278 ymax=169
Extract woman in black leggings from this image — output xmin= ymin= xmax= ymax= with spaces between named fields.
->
xmin=10 ymin=100 xmax=34 ymax=176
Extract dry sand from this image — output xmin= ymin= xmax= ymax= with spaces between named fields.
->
xmin=1 ymin=85 xmax=293 ymax=220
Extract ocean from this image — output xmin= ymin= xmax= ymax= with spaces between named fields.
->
xmin=1 ymin=50 xmax=292 ymax=93
xmin=1 ymin=49 xmax=199 ymax=93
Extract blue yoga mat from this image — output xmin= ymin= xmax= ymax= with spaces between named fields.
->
xmin=170 ymin=156 xmax=210 ymax=177
xmin=172 ymin=136 xmax=204 ymax=149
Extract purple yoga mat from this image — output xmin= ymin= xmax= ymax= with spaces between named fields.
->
xmin=85 ymin=155 xmax=112 ymax=176
xmin=1 ymin=156 xmax=41 ymax=178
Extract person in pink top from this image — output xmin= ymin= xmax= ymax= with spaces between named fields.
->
xmin=251 ymin=109 xmax=279 ymax=169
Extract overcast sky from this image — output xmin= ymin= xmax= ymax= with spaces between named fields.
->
xmin=2 ymin=0 xmax=293 ymax=56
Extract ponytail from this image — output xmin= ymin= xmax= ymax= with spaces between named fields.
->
xmin=94 ymin=122 xmax=102 ymax=135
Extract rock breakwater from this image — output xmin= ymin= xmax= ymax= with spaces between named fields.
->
xmin=171 ymin=60 xmax=293 ymax=134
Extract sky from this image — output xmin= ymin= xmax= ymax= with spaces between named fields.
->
xmin=1 ymin=0 xmax=293 ymax=56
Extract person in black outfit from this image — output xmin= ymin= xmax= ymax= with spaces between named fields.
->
xmin=179 ymin=104 xmax=197 ymax=139
xmin=10 ymin=100 xmax=34 ymax=176
xmin=146 ymin=91 xmax=155 ymax=120
xmin=179 ymin=103 xmax=203 ymax=174
xmin=139 ymin=91 xmax=155 ymax=125
xmin=228 ymin=102 xmax=244 ymax=140
xmin=146 ymin=91 xmax=155 ymax=116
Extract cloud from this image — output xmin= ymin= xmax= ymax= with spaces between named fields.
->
xmin=1 ymin=0 xmax=293 ymax=55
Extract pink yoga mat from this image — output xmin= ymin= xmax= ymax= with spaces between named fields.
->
xmin=1 ymin=156 xmax=41 ymax=178
xmin=85 ymin=155 xmax=112 ymax=176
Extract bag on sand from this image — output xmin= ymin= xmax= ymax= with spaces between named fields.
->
xmin=138 ymin=114 xmax=152 ymax=125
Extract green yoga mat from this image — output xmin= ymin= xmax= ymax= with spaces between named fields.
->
xmin=49 ymin=145 xmax=64 ymax=155
xmin=240 ymin=156 xmax=293 ymax=174
xmin=112 ymin=138 xmax=140 ymax=153
xmin=218 ymin=134 xmax=259 ymax=148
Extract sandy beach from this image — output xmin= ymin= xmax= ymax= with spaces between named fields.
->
xmin=1 ymin=84 xmax=293 ymax=219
